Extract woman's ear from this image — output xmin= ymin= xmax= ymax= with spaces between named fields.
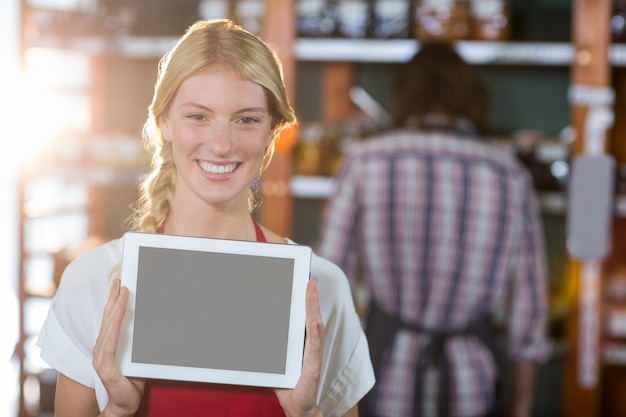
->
xmin=266 ymin=128 xmax=277 ymax=147
xmin=159 ymin=116 xmax=172 ymax=142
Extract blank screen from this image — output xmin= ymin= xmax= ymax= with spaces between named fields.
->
xmin=132 ymin=246 xmax=295 ymax=374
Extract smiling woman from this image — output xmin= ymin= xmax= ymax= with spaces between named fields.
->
xmin=35 ymin=18 xmax=374 ymax=417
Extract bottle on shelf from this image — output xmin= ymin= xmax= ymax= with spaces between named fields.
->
xmin=468 ymin=0 xmax=511 ymax=41
xmin=612 ymin=0 xmax=626 ymax=43
xmin=413 ymin=0 xmax=470 ymax=41
xmin=296 ymin=0 xmax=338 ymax=38
xmin=335 ymin=0 xmax=371 ymax=38
xmin=369 ymin=0 xmax=412 ymax=39
xmin=232 ymin=0 xmax=266 ymax=36
xmin=198 ymin=0 xmax=231 ymax=21
xmin=292 ymin=122 xmax=325 ymax=176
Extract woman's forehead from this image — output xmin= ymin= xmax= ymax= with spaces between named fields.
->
xmin=174 ymin=67 xmax=268 ymax=108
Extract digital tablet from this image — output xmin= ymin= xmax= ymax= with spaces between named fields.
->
xmin=116 ymin=231 xmax=312 ymax=389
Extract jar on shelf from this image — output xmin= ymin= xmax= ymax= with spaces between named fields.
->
xmin=232 ymin=0 xmax=266 ymax=36
xmin=319 ymin=122 xmax=345 ymax=176
xmin=612 ymin=0 xmax=626 ymax=43
xmin=335 ymin=0 xmax=371 ymax=38
xmin=198 ymin=0 xmax=231 ymax=21
xmin=370 ymin=0 xmax=412 ymax=39
xmin=413 ymin=0 xmax=470 ymax=42
xmin=292 ymin=123 xmax=325 ymax=175
xmin=296 ymin=0 xmax=338 ymax=38
xmin=468 ymin=0 xmax=511 ymax=41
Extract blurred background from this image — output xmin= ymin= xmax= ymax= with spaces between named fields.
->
xmin=2 ymin=0 xmax=626 ymax=416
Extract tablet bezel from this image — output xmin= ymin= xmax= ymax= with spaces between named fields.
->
xmin=116 ymin=231 xmax=312 ymax=389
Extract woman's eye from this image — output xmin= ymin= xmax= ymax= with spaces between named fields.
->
xmin=188 ymin=113 xmax=206 ymax=121
xmin=238 ymin=116 xmax=260 ymax=124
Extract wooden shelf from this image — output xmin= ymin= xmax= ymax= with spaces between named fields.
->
xmin=24 ymin=34 xmax=626 ymax=66
xmin=20 ymin=163 xmax=146 ymax=185
xmin=26 ymin=34 xmax=178 ymax=58
xmin=289 ymin=175 xmax=337 ymax=199
xmin=294 ymin=39 xmax=626 ymax=66
xmin=290 ymin=175 xmax=626 ymax=219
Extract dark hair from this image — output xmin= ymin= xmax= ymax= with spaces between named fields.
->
xmin=390 ymin=42 xmax=490 ymax=135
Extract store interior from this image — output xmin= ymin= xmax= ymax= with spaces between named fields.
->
xmin=2 ymin=0 xmax=626 ymax=416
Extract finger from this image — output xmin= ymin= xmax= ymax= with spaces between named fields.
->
xmin=95 ymin=279 xmax=120 ymax=350
xmin=97 ymin=279 xmax=126 ymax=346
xmin=273 ymin=279 xmax=324 ymax=414
xmin=99 ymin=279 xmax=124 ymax=335
xmin=306 ymin=278 xmax=323 ymax=341
xmin=94 ymin=280 xmax=129 ymax=378
xmin=302 ymin=279 xmax=323 ymax=380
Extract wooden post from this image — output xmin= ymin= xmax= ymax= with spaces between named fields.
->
xmin=259 ymin=0 xmax=296 ymax=237
xmin=562 ymin=1 xmax=612 ymax=416
xmin=322 ymin=62 xmax=355 ymax=121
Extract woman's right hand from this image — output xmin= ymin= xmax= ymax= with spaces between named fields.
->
xmin=93 ymin=278 xmax=146 ymax=417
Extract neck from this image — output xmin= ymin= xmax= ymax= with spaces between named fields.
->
xmin=163 ymin=208 xmax=256 ymax=241
xmin=164 ymin=183 xmax=256 ymax=240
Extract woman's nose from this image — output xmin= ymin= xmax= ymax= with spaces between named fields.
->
xmin=208 ymin=122 xmax=233 ymax=155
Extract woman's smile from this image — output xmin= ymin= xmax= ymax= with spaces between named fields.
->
xmin=197 ymin=160 xmax=239 ymax=175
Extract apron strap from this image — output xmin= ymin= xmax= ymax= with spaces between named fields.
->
xmin=363 ymin=303 xmax=505 ymax=417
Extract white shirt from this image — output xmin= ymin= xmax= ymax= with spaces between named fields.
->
xmin=38 ymin=237 xmax=374 ymax=417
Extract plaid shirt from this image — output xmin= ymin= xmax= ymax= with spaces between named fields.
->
xmin=318 ymin=130 xmax=550 ymax=417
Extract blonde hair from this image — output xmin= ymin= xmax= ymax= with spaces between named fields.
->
xmin=128 ymin=19 xmax=296 ymax=233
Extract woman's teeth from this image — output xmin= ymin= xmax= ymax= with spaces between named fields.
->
xmin=198 ymin=161 xmax=237 ymax=174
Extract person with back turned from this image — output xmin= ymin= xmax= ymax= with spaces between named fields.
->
xmin=318 ymin=42 xmax=550 ymax=417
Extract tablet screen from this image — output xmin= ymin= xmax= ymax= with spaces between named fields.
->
xmin=117 ymin=232 xmax=312 ymax=388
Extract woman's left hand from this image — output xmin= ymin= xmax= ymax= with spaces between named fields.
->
xmin=275 ymin=278 xmax=324 ymax=417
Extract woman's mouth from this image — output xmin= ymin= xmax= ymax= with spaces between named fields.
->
xmin=197 ymin=160 xmax=238 ymax=174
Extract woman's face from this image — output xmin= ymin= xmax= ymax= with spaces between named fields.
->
xmin=159 ymin=66 xmax=273 ymax=211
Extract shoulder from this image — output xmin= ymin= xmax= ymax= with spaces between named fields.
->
xmin=284 ymin=239 xmax=353 ymax=313
xmin=65 ymin=237 xmax=123 ymax=267
xmin=310 ymin=252 xmax=352 ymax=295
xmin=286 ymin=240 xmax=351 ymax=295
xmin=60 ymin=238 xmax=123 ymax=284
xmin=346 ymin=129 xmax=523 ymax=167
xmin=312 ymin=251 xmax=354 ymax=303
xmin=55 ymin=238 xmax=123 ymax=309
xmin=286 ymin=239 xmax=350 ymax=293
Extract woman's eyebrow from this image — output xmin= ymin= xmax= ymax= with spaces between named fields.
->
xmin=179 ymin=103 xmax=267 ymax=114
xmin=234 ymin=106 xmax=268 ymax=114
xmin=180 ymin=101 xmax=212 ymax=111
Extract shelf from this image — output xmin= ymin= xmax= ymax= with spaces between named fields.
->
xmin=22 ymin=202 xmax=89 ymax=219
xmin=294 ymin=39 xmax=626 ymax=67
xmin=20 ymin=164 xmax=147 ymax=186
xmin=290 ymin=175 xmax=626 ymax=217
xmin=289 ymin=175 xmax=337 ymax=199
xmin=24 ymin=34 xmax=626 ymax=66
xmin=25 ymin=35 xmax=178 ymax=58
xmin=604 ymin=342 xmax=626 ymax=366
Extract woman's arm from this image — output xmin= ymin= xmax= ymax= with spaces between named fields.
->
xmin=55 ymin=373 xmax=100 ymax=416
xmin=341 ymin=405 xmax=359 ymax=417
xmin=56 ymin=372 xmax=144 ymax=417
